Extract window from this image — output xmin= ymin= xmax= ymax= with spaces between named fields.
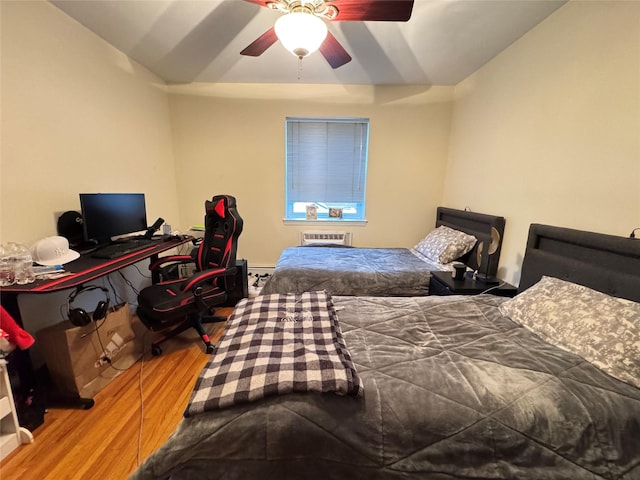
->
xmin=285 ymin=117 xmax=369 ymax=222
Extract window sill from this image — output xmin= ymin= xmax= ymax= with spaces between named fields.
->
xmin=283 ymin=219 xmax=368 ymax=226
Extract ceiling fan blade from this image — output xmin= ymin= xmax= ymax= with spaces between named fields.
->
xmin=328 ymin=0 xmax=414 ymax=22
xmin=240 ymin=27 xmax=278 ymax=56
xmin=319 ymin=31 xmax=352 ymax=69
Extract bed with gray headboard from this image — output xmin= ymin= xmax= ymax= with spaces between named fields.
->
xmin=133 ymin=223 xmax=639 ymax=479
xmin=260 ymin=206 xmax=506 ymax=296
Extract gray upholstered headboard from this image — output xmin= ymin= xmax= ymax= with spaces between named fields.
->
xmin=519 ymin=224 xmax=640 ymax=303
xmin=435 ymin=207 xmax=506 ymax=277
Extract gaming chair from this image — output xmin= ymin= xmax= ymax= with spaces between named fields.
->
xmin=136 ymin=195 xmax=243 ymax=355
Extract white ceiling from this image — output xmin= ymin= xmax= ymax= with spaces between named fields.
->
xmin=50 ymin=0 xmax=567 ymax=86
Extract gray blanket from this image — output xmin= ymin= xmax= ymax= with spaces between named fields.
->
xmin=261 ymin=247 xmax=447 ymax=296
xmin=131 ymin=295 xmax=640 ymax=480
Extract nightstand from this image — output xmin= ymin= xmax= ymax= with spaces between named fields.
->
xmin=429 ymin=271 xmax=517 ymax=297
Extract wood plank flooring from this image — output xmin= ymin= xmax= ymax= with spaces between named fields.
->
xmin=0 ymin=310 xmax=231 ymax=480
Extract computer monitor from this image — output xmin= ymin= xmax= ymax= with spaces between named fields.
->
xmin=79 ymin=193 xmax=147 ymax=245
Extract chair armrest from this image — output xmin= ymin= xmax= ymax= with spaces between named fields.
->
xmin=148 ymin=255 xmax=194 ymax=272
xmin=182 ymin=266 xmax=238 ymax=293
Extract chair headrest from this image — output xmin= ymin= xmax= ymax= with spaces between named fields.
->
xmin=213 ymin=198 xmax=226 ymax=218
xmin=207 ymin=195 xmax=237 ymax=220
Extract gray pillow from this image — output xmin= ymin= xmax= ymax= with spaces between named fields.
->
xmin=412 ymin=226 xmax=477 ymax=264
xmin=499 ymin=276 xmax=640 ymax=389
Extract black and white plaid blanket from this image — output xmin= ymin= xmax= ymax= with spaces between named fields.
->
xmin=185 ymin=291 xmax=363 ymax=416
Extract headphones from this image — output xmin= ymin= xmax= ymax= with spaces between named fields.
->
xmin=67 ymin=285 xmax=111 ymax=327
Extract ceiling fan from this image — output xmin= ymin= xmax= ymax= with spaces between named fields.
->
xmin=240 ymin=0 xmax=415 ymax=69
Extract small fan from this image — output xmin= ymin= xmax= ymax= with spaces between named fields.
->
xmin=476 ymin=226 xmax=501 ymax=284
xmin=240 ymin=0 xmax=414 ymax=68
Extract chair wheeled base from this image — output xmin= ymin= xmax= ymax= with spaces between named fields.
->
xmin=148 ymin=310 xmax=228 ymax=356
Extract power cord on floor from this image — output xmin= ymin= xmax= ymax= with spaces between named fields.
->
xmin=98 ymin=322 xmax=149 ymax=467
xmin=479 ymin=282 xmax=507 ymax=295
xmin=137 ymin=330 xmax=148 ymax=467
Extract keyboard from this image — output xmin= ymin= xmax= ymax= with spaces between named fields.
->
xmin=90 ymin=238 xmax=156 ymax=259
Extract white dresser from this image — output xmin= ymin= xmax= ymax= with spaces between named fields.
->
xmin=0 ymin=358 xmax=33 ymax=460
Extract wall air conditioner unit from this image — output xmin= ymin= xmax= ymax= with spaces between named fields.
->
xmin=300 ymin=231 xmax=352 ymax=246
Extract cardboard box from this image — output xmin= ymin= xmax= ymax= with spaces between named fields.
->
xmin=37 ymin=304 xmax=142 ymax=398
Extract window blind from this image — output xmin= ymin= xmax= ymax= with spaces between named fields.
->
xmin=286 ymin=117 xmax=369 ymax=204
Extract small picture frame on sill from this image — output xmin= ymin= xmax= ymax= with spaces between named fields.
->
xmin=306 ymin=205 xmax=317 ymax=220
xmin=329 ymin=208 xmax=343 ymax=219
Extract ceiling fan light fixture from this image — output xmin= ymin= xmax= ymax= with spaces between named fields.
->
xmin=274 ymin=12 xmax=328 ymax=59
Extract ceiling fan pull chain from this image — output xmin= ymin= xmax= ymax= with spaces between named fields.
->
xmin=298 ymin=57 xmax=303 ymax=81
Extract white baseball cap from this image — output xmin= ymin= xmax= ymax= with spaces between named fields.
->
xmin=30 ymin=236 xmax=80 ymax=266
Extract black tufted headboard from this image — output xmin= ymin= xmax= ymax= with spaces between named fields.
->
xmin=519 ymin=224 xmax=640 ymax=302
xmin=435 ymin=207 xmax=506 ymax=277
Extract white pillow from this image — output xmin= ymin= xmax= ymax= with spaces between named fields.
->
xmin=412 ymin=226 xmax=477 ymax=264
xmin=499 ymin=276 xmax=640 ymax=388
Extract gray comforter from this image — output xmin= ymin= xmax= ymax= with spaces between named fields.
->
xmin=261 ymin=247 xmax=447 ymax=296
xmin=131 ymin=295 xmax=640 ymax=480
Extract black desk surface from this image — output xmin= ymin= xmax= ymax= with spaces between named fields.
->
xmin=0 ymin=235 xmax=193 ymax=294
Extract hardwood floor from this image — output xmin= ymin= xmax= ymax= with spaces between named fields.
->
xmin=0 ymin=311 xmax=231 ymax=480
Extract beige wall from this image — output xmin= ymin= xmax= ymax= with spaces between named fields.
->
xmin=0 ymin=1 xmax=180 ymax=340
xmin=444 ymin=0 xmax=640 ymax=285
xmin=0 ymin=1 xmax=179 ymax=246
xmin=168 ymin=84 xmax=453 ymax=267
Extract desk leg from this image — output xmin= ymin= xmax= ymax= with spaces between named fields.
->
xmin=150 ymin=253 xmax=161 ymax=284
xmin=44 ymin=386 xmax=95 ymax=410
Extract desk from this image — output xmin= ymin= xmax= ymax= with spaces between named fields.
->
xmin=1 ymin=236 xmax=193 ymax=296
xmin=0 ymin=236 xmax=194 ymax=426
